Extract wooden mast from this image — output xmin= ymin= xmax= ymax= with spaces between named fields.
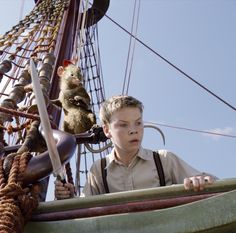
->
xmin=48 ymin=0 xmax=110 ymax=125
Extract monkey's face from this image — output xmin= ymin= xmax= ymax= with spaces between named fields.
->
xmin=63 ymin=64 xmax=84 ymax=87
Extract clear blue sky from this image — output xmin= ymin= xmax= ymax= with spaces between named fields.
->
xmin=0 ymin=0 xmax=235 ymax=201
xmin=98 ymin=0 xmax=236 ymax=181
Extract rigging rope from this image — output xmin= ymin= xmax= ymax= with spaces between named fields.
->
xmin=74 ymin=0 xmax=89 ymax=65
xmin=122 ymin=0 xmax=140 ymax=95
xmin=72 ymin=0 xmax=83 ymax=62
xmin=104 ymin=14 xmax=236 ymax=113
xmin=145 ymin=121 xmax=236 ymax=139
xmin=19 ymin=0 xmax=26 ymax=22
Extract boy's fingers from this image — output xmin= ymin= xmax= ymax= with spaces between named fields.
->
xmin=56 ymin=185 xmax=67 ymax=191
xmin=55 ymin=182 xmax=75 ymax=199
xmin=184 ymin=177 xmax=201 ymax=191
xmin=184 ymin=177 xmax=191 ymax=190
xmin=204 ymin=175 xmax=213 ymax=184
xmin=64 ymin=183 xmax=73 ymax=188
xmin=191 ymin=177 xmax=200 ymax=191
xmin=184 ymin=175 xmax=214 ymax=191
xmin=54 ymin=180 xmax=64 ymax=186
xmin=197 ymin=176 xmax=205 ymax=191
xmin=56 ymin=189 xmax=71 ymax=195
xmin=55 ymin=188 xmax=71 ymax=199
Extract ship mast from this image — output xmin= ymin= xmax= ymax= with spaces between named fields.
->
xmin=0 ymin=0 xmax=110 ymax=196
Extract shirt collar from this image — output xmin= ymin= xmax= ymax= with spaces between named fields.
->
xmin=106 ymin=146 xmax=153 ymax=168
xmin=137 ymin=147 xmax=153 ymax=161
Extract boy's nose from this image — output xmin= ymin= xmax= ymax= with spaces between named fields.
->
xmin=129 ymin=129 xmax=138 ymax=135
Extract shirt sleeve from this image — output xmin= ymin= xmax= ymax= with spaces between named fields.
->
xmin=159 ymin=150 xmax=216 ymax=184
xmin=81 ymin=160 xmax=105 ymax=196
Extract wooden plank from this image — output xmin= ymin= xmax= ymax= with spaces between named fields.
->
xmin=25 ymin=188 xmax=236 ymax=233
xmin=32 ymin=192 xmax=218 ymax=221
xmin=34 ymin=178 xmax=236 ymax=213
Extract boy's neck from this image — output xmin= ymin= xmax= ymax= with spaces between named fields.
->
xmin=114 ymin=149 xmax=139 ymax=166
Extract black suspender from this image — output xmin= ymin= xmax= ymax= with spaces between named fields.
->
xmin=101 ymin=157 xmax=110 ymax=193
xmin=152 ymin=151 xmax=166 ymax=186
xmin=101 ymin=151 xmax=166 ymax=193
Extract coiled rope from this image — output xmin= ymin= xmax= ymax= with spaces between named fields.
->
xmin=0 ymin=152 xmax=39 ymax=233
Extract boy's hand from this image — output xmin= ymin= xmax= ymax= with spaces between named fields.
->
xmin=184 ymin=175 xmax=214 ymax=191
xmin=54 ymin=180 xmax=75 ymax=200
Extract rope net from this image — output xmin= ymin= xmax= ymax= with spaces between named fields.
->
xmin=0 ymin=0 xmax=110 ymax=207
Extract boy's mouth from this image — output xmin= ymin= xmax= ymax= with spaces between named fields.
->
xmin=129 ymin=139 xmax=139 ymax=143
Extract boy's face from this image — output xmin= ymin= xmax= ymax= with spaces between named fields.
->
xmin=103 ymin=107 xmax=144 ymax=155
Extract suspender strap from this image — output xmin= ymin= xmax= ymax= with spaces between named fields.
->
xmin=101 ymin=151 xmax=165 ymax=193
xmin=101 ymin=157 xmax=110 ymax=193
xmin=153 ymin=151 xmax=166 ymax=186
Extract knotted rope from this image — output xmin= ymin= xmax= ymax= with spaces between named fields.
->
xmin=0 ymin=152 xmax=39 ymax=233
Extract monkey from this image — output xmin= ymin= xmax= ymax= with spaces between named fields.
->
xmin=52 ymin=60 xmax=96 ymax=135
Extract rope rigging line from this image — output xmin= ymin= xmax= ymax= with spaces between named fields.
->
xmin=145 ymin=121 xmax=236 ymax=139
xmin=122 ymin=0 xmax=140 ymax=95
xmin=0 ymin=0 xmax=111 ymax=202
xmin=72 ymin=0 xmax=84 ymax=62
xmin=19 ymin=0 xmax=26 ymax=22
xmin=103 ymin=14 xmax=236 ymax=113
xmin=74 ymin=0 xmax=89 ymax=65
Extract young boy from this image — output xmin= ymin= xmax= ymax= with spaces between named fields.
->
xmin=55 ymin=95 xmax=216 ymax=199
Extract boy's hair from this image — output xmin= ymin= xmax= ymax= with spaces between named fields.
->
xmin=99 ymin=95 xmax=144 ymax=124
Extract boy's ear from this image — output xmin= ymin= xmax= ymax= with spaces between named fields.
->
xmin=103 ymin=124 xmax=111 ymax=138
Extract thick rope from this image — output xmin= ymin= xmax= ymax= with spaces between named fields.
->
xmin=0 ymin=152 xmax=39 ymax=233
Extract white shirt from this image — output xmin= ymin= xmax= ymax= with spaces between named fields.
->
xmin=82 ymin=147 xmax=205 ymax=196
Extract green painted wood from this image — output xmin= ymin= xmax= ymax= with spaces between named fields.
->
xmin=25 ymin=188 xmax=236 ymax=233
xmin=34 ymin=178 xmax=236 ymax=214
